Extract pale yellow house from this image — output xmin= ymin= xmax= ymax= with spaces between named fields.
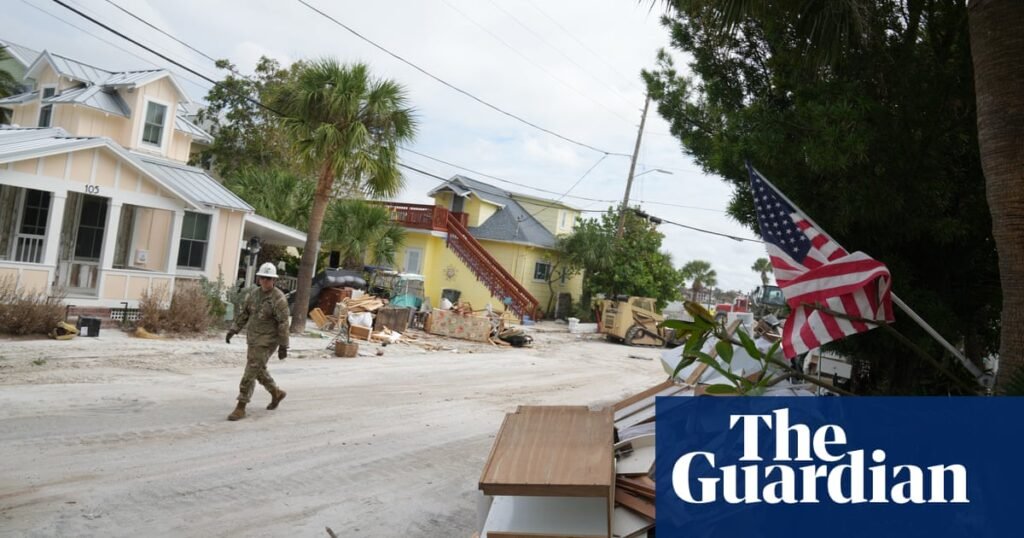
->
xmin=0 ymin=48 xmax=305 ymax=317
xmin=386 ymin=175 xmax=584 ymax=320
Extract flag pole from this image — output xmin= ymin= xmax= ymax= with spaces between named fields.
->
xmin=747 ymin=164 xmax=992 ymax=389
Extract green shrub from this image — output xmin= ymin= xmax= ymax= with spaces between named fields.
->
xmin=0 ymin=275 xmax=65 ymax=336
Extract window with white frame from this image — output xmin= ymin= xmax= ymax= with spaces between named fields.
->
xmin=38 ymin=86 xmax=56 ymax=127
xmin=404 ymin=248 xmax=423 ymax=274
xmin=177 ymin=211 xmax=210 ymax=270
xmin=142 ymin=101 xmax=167 ymax=146
xmin=533 ymin=261 xmax=551 ymax=281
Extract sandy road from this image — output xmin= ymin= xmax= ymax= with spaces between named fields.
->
xmin=0 ymin=326 xmax=666 ymax=537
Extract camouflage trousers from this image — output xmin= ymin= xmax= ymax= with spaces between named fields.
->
xmin=236 ymin=345 xmax=280 ymax=403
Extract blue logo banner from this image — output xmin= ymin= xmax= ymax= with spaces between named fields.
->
xmin=655 ymin=397 xmax=1024 ymax=537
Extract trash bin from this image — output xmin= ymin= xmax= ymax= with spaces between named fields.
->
xmin=76 ymin=316 xmax=101 ymax=337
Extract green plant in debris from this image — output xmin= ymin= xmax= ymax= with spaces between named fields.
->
xmin=199 ymin=273 xmax=228 ymax=323
xmin=662 ymin=302 xmax=781 ymax=396
xmin=32 ymin=358 xmax=46 ymax=366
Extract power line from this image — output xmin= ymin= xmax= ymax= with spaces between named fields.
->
xmin=529 ymin=154 xmax=607 ymax=218
xmin=577 ymin=209 xmax=763 ymax=243
xmin=635 ymin=199 xmax=727 ymax=213
xmin=483 ymin=0 xmax=639 ymax=109
xmin=53 ymin=0 xmax=632 ymax=213
xmin=294 ymin=0 xmax=631 ymax=157
xmin=441 ymin=0 xmax=637 ymax=127
xmin=102 ymin=0 xmax=217 ymax=65
xmin=19 ymin=0 xmax=212 ymax=94
xmin=400 ymin=146 xmax=620 ymax=204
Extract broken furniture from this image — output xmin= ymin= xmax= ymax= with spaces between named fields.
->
xmin=478 ymin=406 xmax=614 ymax=537
xmin=428 ymin=308 xmax=492 ymax=342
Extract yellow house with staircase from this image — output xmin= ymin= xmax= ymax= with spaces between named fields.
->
xmin=385 ymin=175 xmax=583 ymax=320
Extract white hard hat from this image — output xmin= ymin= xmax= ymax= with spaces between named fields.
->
xmin=256 ymin=262 xmax=279 ymax=279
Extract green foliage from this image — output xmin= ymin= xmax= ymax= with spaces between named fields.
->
xmin=321 ymin=199 xmax=406 ymax=269
xmin=646 ymin=0 xmax=999 ymax=394
xmin=561 ymin=207 xmax=682 ymax=310
xmin=222 ymin=167 xmax=314 ymax=231
xmin=271 ymin=59 xmax=417 ymax=199
xmin=0 ymin=48 xmax=20 ymax=99
xmin=196 ymin=57 xmax=302 ymax=177
xmin=679 ymin=260 xmax=717 ymax=301
xmin=751 ymin=257 xmax=772 ymax=285
xmin=664 ymin=301 xmax=786 ymax=396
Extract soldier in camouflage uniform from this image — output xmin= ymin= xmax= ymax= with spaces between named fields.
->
xmin=225 ymin=262 xmax=290 ymax=421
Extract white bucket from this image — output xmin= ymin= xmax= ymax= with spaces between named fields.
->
xmin=567 ymin=317 xmax=580 ymax=332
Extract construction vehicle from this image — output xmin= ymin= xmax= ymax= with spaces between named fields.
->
xmin=750 ymin=285 xmax=788 ymax=319
xmin=714 ymin=296 xmax=750 ymax=323
xmin=599 ymin=296 xmax=673 ymax=347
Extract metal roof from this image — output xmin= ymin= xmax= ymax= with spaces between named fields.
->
xmin=0 ymin=90 xmax=39 ymax=105
xmin=0 ymin=127 xmax=203 ymax=210
xmin=46 ymin=85 xmax=131 ymax=117
xmin=135 ymin=154 xmax=253 ymax=212
xmin=26 ymin=52 xmax=114 ymax=85
xmin=103 ymin=69 xmax=165 ymax=87
xmin=0 ymin=40 xmax=41 ymax=67
xmin=174 ymin=114 xmax=213 ymax=143
xmin=434 ymin=175 xmax=558 ymax=248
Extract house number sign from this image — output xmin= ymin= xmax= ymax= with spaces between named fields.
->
xmin=85 ymin=185 xmax=100 ymax=195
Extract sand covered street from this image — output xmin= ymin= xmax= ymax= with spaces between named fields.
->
xmin=0 ymin=324 xmax=666 ymax=537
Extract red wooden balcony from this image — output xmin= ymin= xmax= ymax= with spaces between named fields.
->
xmin=382 ymin=202 xmax=467 ymax=232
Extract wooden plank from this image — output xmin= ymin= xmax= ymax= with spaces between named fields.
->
xmin=614 ymin=405 xmax=657 ymax=432
xmin=613 ymin=385 xmax=686 ymax=422
xmin=616 ymin=477 xmax=654 ymax=499
xmin=479 ymin=406 xmax=613 ymax=498
xmin=611 ymin=379 xmax=675 ymax=412
xmin=482 ymin=495 xmax=608 ymax=538
xmin=614 ymin=489 xmax=655 ymax=520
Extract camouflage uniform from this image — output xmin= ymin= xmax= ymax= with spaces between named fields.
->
xmin=232 ymin=286 xmax=290 ymax=403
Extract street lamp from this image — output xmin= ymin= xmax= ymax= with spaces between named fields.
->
xmin=616 ymin=168 xmax=673 ymax=237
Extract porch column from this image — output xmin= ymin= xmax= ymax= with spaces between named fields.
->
xmin=100 ymin=201 xmax=122 ymax=270
xmin=42 ymin=192 xmax=66 ymax=267
xmin=166 ymin=209 xmax=184 ymax=274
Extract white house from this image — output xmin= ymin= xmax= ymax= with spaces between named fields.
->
xmin=0 ymin=45 xmax=305 ymax=317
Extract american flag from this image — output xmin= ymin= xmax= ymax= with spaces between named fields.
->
xmin=748 ymin=164 xmax=894 ymax=358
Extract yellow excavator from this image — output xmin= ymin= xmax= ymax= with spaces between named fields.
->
xmin=599 ymin=296 xmax=672 ymax=347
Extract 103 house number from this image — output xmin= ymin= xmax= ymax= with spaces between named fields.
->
xmin=85 ymin=185 xmax=100 ymax=195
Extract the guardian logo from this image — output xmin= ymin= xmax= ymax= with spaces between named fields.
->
xmin=671 ymin=408 xmax=970 ymax=505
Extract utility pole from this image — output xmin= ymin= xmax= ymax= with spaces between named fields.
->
xmin=616 ymin=94 xmax=651 ymax=239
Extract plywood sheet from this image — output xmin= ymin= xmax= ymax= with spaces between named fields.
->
xmin=480 ymin=406 xmax=613 ymax=497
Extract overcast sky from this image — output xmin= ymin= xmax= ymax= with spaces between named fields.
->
xmin=6 ymin=0 xmax=770 ymax=292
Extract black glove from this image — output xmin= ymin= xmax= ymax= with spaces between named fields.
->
xmin=278 ymin=346 xmax=288 ymax=360
xmin=226 ymin=329 xmax=237 ymax=344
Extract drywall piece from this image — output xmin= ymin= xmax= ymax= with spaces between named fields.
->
xmin=615 ymin=435 xmax=655 ymax=476
xmin=611 ymin=505 xmax=654 ymax=538
xmin=482 ymin=495 xmax=608 ymax=538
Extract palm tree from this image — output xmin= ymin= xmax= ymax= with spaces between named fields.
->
xmin=273 ymin=59 xmax=416 ymax=333
xmin=751 ymin=258 xmax=773 ymax=286
xmin=680 ymin=260 xmax=717 ymax=302
xmin=968 ymin=1 xmax=1024 ymax=392
xmin=321 ymin=200 xmax=406 ymax=270
xmin=224 ymin=167 xmax=315 ymax=231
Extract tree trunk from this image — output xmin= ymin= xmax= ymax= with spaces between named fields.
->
xmin=969 ymin=0 xmax=1024 ymax=392
xmin=289 ymin=165 xmax=334 ymax=333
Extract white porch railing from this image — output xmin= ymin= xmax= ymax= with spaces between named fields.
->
xmin=14 ymin=234 xmax=44 ymax=264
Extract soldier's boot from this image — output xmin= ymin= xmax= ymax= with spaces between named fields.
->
xmin=227 ymin=402 xmax=246 ymax=421
xmin=267 ymin=389 xmax=287 ymax=410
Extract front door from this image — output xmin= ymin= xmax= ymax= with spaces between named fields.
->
xmin=57 ymin=193 xmax=108 ymax=295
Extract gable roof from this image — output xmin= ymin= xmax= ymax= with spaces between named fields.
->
xmin=46 ymin=85 xmax=132 ymax=117
xmin=0 ymin=127 xmax=249 ymax=212
xmin=0 ymin=39 xmax=41 ymax=68
xmin=25 ymin=51 xmax=113 ymax=85
xmin=429 ymin=175 xmax=558 ymax=248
